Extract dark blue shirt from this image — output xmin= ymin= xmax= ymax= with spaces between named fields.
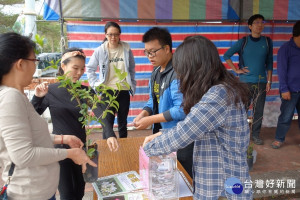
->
xmin=277 ymin=38 xmax=300 ymax=93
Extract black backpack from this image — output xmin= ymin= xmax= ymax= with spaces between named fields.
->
xmin=238 ymin=36 xmax=271 ymax=68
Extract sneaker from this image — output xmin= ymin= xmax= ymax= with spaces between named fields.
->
xmin=271 ymin=140 xmax=283 ymax=149
xmin=252 ymin=137 xmax=264 ymax=145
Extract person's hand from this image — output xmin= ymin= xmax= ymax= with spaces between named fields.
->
xmin=236 ymin=67 xmax=249 ymax=74
xmin=133 ymin=115 xmax=143 ymax=127
xmin=281 ymin=91 xmax=291 ymax=100
xmin=107 ymin=137 xmax=119 ymax=152
xmin=142 ymin=132 xmax=162 ymax=148
xmin=67 ymin=148 xmax=97 ymax=173
xmin=64 ymin=135 xmax=84 ymax=148
xmin=266 ymin=82 xmax=272 ymax=93
xmin=34 ymin=82 xmax=49 ymax=97
xmin=134 ymin=116 xmax=152 ymax=130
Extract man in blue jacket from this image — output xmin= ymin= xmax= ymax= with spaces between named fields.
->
xmin=133 ymin=27 xmax=193 ymax=177
xmin=223 ymin=14 xmax=273 ymax=145
xmin=271 ymin=21 xmax=300 ymax=149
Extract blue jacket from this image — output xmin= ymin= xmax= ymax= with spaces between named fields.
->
xmin=277 ymin=37 xmax=300 ymax=93
xmin=143 ymin=59 xmax=186 ymax=130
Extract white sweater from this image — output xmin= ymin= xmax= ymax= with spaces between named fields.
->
xmin=0 ymin=86 xmax=67 ymax=200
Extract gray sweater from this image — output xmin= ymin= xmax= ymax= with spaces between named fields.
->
xmin=86 ymin=41 xmax=136 ymax=95
xmin=0 ymin=86 xmax=67 ymax=200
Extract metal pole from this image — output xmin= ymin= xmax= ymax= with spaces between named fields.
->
xmin=59 ymin=0 xmax=65 ymax=52
xmin=24 ymin=0 xmax=36 ymax=39
xmin=239 ymin=0 xmax=243 ymax=22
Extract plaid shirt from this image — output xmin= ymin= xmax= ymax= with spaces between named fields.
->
xmin=144 ymin=85 xmax=252 ymax=199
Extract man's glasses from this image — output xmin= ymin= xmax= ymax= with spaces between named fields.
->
xmin=252 ymin=21 xmax=266 ymax=25
xmin=144 ymin=46 xmax=164 ymax=57
xmin=23 ymin=58 xmax=40 ymax=65
xmin=106 ymin=33 xmax=120 ymax=37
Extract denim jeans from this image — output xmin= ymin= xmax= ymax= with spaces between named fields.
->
xmin=275 ymin=92 xmax=300 ymax=142
xmin=246 ymin=83 xmax=267 ymax=138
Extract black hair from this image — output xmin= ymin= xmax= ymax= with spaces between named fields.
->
xmin=293 ymin=20 xmax=300 ymax=37
xmin=103 ymin=21 xmax=121 ymax=43
xmin=142 ymin=27 xmax=173 ymax=50
xmin=0 ymin=32 xmax=36 ymax=84
xmin=173 ymin=35 xmax=249 ymax=114
xmin=248 ymin=14 xmax=265 ymax=26
xmin=58 ymin=47 xmax=85 ymax=75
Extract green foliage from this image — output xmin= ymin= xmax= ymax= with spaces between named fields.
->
xmin=44 ymin=58 xmax=61 ymax=70
xmin=247 ymin=142 xmax=254 ymax=159
xmin=0 ymin=11 xmax=18 ymax=33
xmin=36 ymin=16 xmax=67 ymax=52
xmin=0 ymin=0 xmax=24 ymax=5
xmin=34 ymin=33 xmax=45 ymax=54
xmin=58 ymin=68 xmax=128 ymax=158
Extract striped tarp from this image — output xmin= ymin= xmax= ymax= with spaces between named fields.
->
xmin=45 ymin=0 xmax=300 ymax=21
xmin=66 ymin=21 xmax=295 ymax=126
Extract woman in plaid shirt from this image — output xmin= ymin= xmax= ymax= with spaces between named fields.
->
xmin=143 ymin=36 xmax=252 ymax=200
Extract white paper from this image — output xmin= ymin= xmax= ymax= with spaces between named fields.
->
xmin=178 ymin=171 xmax=193 ymax=197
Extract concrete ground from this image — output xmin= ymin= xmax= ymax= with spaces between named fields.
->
xmin=1 ymin=121 xmax=300 ymax=200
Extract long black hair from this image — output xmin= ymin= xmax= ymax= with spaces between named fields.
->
xmin=173 ymin=35 xmax=249 ymax=114
xmin=58 ymin=47 xmax=85 ymax=75
xmin=0 ymin=32 xmax=36 ymax=84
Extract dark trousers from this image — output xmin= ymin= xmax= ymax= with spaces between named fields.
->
xmin=246 ymin=83 xmax=266 ymax=138
xmin=177 ymin=142 xmax=194 ymax=178
xmin=101 ymin=90 xmax=130 ymax=139
xmin=58 ymin=159 xmax=85 ymax=200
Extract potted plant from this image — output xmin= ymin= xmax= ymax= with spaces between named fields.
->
xmin=58 ymin=67 xmax=128 ymax=182
xmin=247 ymin=142 xmax=254 ymax=171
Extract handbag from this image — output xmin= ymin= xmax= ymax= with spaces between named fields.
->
xmin=0 ymin=163 xmax=15 ymax=200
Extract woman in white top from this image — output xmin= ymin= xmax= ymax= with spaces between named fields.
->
xmin=0 ymin=32 xmax=96 ymax=200
xmin=86 ymin=21 xmax=136 ymax=142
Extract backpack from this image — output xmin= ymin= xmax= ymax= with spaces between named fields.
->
xmin=238 ymin=36 xmax=271 ymax=68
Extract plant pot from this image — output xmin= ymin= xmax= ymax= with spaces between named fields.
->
xmin=247 ymin=157 xmax=254 ymax=171
xmin=83 ymin=144 xmax=99 ymax=183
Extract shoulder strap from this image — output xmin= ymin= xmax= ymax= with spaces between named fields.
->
xmin=238 ymin=36 xmax=248 ymax=68
xmin=8 ymin=163 xmax=15 ymax=177
xmin=265 ymin=36 xmax=270 ymax=55
xmin=241 ymin=36 xmax=248 ymax=53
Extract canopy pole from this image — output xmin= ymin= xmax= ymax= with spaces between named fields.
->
xmin=59 ymin=0 xmax=65 ymax=52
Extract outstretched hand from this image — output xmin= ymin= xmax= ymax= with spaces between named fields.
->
xmin=107 ymin=137 xmax=119 ymax=152
xmin=67 ymin=148 xmax=97 ymax=173
xmin=134 ymin=117 xmax=152 ymax=130
xmin=142 ymin=132 xmax=162 ymax=148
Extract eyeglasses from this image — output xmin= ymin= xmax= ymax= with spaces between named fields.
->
xmin=23 ymin=58 xmax=40 ymax=65
xmin=252 ymin=21 xmax=266 ymax=25
xmin=106 ymin=33 xmax=120 ymax=37
xmin=144 ymin=47 xmax=164 ymax=57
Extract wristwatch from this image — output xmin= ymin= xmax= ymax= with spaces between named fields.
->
xmin=267 ymin=81 xmax=272 ymax=84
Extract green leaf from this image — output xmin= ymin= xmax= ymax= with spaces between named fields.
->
xmin=87 ymin=148 xmax=96 ymax=158
xmin=106 ymin=110 xmax=114 ymax=115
